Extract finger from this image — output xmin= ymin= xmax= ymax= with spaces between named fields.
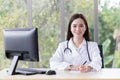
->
xmin=79 ymin=66 xmax=87 ymax=73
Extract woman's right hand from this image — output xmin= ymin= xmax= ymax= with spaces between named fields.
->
xmin=65 ymin=65 xmax=80 ymax=71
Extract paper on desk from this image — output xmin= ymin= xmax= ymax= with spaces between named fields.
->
xmin=70 ymin=70 xmax=94 ymax=73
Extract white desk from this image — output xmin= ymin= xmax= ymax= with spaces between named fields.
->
xmin=0 ymin=68 xmax=120 ymax=80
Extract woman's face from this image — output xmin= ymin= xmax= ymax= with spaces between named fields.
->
xmin=71 ymin=18 xmax=86 ymax=39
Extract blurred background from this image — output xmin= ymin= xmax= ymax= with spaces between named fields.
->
xmin=0 ymin=0 xmax=120 ymax=70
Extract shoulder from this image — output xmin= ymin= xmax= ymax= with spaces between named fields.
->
xmin=87 ymin=41 xmax=100 ymax=52
xmin=58 ymin=41 xmax=68 ymax=47
xmin=87 ymin=41 xmax=98 ymax=47
xmin=88 ymin=41 xmax=100 ymax=54
xmin=56 ymin=41 xmax=67 ymax=52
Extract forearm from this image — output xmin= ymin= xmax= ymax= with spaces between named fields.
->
xmin=50 ymin=61 xmax=71 ymax=70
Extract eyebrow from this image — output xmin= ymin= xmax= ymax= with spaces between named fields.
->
xmin=72 ymin=23 xmax=84 ymax=24
xmin=72 ymin=24 xmax=84 ymax=26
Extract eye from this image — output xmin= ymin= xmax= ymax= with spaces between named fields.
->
xmin=72 ymin=24 xmax=77 ymax=28
xmin=79 ymin=24 xmax=85 ymax=27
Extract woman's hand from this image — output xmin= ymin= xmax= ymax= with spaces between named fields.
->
xmin=78 ymin=65 xmax=92 ymax=73
xmin=65 ymin=65 xmax=92 ymax=73
xmin=65 ymin=65 xmax=80 ymax=71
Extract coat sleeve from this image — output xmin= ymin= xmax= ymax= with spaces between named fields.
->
xmin=87 ymin=42 xmax=102 ymax=71
xmin=49 ymin=42 xmax=71 ymax=70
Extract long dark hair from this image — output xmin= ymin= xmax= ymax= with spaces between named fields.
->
xmin=66 ymin=13 xmax=90 ymax=41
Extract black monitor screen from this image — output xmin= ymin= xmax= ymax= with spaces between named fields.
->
xmin=3 ymin=27 xmax=39 ymax=75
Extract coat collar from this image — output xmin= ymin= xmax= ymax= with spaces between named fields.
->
xmin=69 ymin=37 xmax=87 ymax=49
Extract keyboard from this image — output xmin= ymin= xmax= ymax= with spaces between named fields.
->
xmin=16 ymin=68 xmax=46 ymax=74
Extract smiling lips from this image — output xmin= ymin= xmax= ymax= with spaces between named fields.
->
xmin=74 ymin=31 xmax=82 ymax=35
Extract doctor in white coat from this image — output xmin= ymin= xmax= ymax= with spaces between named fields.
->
xmin=50 ymin=13 xmax=102 ymax=73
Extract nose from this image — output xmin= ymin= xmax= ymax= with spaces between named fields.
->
xmin=76 ymin=26 xmax=80 ymax=31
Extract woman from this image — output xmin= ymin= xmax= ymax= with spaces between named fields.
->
xmin=50 ymin=13 xmax=102 ymax=73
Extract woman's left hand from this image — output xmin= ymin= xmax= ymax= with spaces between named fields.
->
xmin=78 ymin=65 xmax=92 ymax=73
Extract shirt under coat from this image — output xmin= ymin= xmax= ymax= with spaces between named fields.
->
xmin=50 ymin=38 xmax=102 ymax=71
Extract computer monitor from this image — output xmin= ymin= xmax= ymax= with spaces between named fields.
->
xmin=3 ymin=27 xmax=39 ymax=75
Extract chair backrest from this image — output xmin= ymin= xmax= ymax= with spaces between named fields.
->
xmin=98 ymin=45 xmax=104 ymax=68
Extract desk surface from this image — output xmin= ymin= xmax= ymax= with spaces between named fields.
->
xmin=0 ymin=68 xmax=120 ymax=80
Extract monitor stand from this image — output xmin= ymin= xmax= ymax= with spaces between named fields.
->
xmin=7 ymin=55 xmax=19 ymax=75
xmin=7 ymin=55 xmax=37 ymax=75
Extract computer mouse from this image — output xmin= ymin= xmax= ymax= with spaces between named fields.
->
xmin=46 ymin=70 xmax=56 ymax=75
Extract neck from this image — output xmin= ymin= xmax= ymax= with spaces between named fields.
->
xmin=72 ymin=37 xmax=84 ymax=48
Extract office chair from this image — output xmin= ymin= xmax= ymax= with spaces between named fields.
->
xmin=98 ymin=45 xmax=104 ymax=68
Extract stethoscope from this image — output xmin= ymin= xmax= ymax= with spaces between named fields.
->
xmin=64 ymin=40 xmax=92 ymax=62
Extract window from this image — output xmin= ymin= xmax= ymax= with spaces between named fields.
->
xmin=98 ymin=0 xmax=120 ymax=67
xmin=0 ymin=0 xmax=27 ymax=69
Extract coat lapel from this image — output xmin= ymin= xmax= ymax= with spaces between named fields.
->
xmin=68 ymin=38 xmax=89 ymax=65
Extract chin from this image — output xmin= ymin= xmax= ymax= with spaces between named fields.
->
xmin=74 ymin=35 xmax=82 ymax=38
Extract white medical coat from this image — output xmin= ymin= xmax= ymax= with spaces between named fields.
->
xmin=50 ymin=38 xmax=102 ymax=71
